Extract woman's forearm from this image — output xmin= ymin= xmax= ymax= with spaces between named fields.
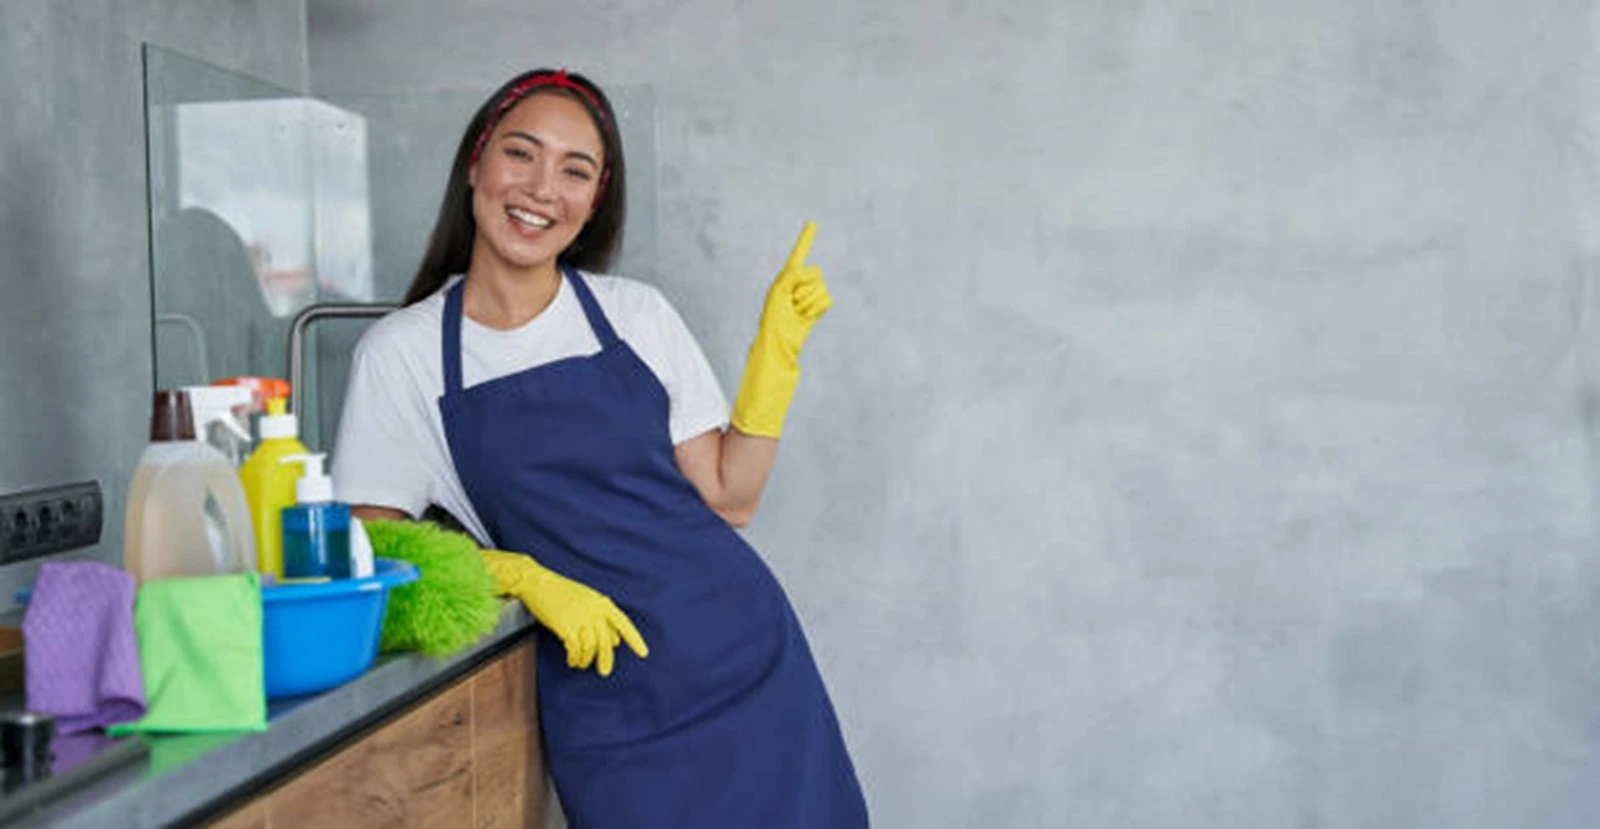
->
xmin=717 ymin=428 xmax=779 ymax=524
xmin=675 ymin=427 xmax=778 ymax=527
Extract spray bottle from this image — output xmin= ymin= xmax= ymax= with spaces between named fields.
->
xmin=124 ymin=389 xmax=258 ymax=584
xmin=183 ymin=385 xmax=254 ymax=467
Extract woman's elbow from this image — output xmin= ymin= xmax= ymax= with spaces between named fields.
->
xmin=712 ymin=501 xmax=755 ymax=528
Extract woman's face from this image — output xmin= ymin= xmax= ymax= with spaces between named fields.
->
xmin=468 ymin=92 xmax=605 ymax=276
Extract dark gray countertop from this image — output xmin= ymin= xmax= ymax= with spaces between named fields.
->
xmin=1 ymin=601 xmax=534 ymax=828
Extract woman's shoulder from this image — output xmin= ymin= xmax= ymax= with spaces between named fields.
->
xmin=580 ymin=270 xmax=661 ymax=298
xmin=354 ymin=281 xmax=452 ymax=361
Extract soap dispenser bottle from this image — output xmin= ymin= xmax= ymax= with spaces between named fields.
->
xmin=124 ymin=389 xmax=259 ymax=584
xmin=239 ymin=398 xmax=310 ymax=579
xmin=279 ymin=453 xmax=351 ymax=580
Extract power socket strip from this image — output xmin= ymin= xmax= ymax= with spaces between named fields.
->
xmin=0 ymin=481 xmax=103 ymax=564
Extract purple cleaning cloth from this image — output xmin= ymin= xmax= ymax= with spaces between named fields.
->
xmin=23 ymin=561 xmax=146 ymax=734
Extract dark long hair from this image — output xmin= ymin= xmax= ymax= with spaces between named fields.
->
xmin=403 ymin=69 xmax=627 ymax=305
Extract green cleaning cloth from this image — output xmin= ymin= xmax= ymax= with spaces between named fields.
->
xmin=108 ymin=573 xmax=267 ymax=735
xmin=364 ymin=519 xmax=500 ymax=657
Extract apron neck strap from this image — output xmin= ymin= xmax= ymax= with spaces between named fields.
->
xmin=442 ymin=278 xmax=467 ymax=395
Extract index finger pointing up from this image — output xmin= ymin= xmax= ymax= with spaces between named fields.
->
xmin=786 ymin=221 xmax=818 ymax=269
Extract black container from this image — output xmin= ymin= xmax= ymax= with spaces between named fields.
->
xmin=0 ymin=711 xmax=54 ymax=790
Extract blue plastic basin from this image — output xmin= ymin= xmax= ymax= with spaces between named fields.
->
xmin=261 ymin=557 xmax=419 ymax=700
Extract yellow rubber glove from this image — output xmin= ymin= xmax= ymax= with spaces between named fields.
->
xmin=480 ymin=549 xmax=648 ymax=677
xmin=730 ymin=221 xmax=833 ymax=438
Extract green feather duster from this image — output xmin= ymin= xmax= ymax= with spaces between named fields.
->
xmin=365 ymin=519 xmax=502 ymax=657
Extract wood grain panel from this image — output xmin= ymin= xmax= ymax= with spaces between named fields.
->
xmin=202 ymin=636 xmax=555 ymax=827
xmin=473 ymin=640 xmax=545 ymax=828
xmin=206 ymin=799 xmax=267 ymax=829
xmin=268 ymin=680 xmax=475 ymax=828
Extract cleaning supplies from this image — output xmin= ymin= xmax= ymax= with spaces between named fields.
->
xmin=183 ymin=385 xmax=254 ymax=467
xmin=212 ymin=376 xmax=291 ymax=418
xmin=107 ymin=572 xmax=267 ymax=735
xmin=22 ymin=562 xmax=145 ymax=734
xmin=363 ymin=520 xmax=501 ymax=657
xmin=239 ymin=398 xmax=310 ymax=579
xmin=280 ymin=453 xmax=351 ymax=579
xmin=348 ymin=515 xmax=375 ymax=579
xmin=261 ymin=558 xmax=419 ymax=698
xmin=124 ymin=390 xmax=258 ymax=584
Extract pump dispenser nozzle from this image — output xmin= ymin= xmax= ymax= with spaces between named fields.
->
xmin=280 ymin=453 xmax=333 ymax=504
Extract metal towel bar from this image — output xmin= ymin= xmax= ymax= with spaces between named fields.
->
xmin=286 ymin=302 xmax=399 ymax=440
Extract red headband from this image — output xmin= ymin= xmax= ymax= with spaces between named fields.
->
xmin=467 ymin=70 xmax=613 ymax=206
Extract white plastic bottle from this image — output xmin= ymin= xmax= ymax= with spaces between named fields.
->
xmin=124 ymin=389 xmax=259 ymax=584
xmin=348 ymin=515 xmax=375 ymax=579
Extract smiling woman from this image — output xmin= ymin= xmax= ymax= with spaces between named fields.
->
xmin=463 ymin=92 xmax=606 ymax=327
xmin=401 ymin=69 xmax=627 ymax=309
xmin=330 ymin=68 xmax=867 ymax=827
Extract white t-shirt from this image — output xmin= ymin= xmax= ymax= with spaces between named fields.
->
xmin=331 ymin=272 xmax=730 ymax=545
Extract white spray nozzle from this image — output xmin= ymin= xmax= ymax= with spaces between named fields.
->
xmin=183 ymin=386 xmax=253 ymax=443
xmin=280 ymin=452 xmax=334 ymax=503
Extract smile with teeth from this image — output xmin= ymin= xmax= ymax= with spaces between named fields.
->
xmin=507 ymin=207 xmax=553 ymax=230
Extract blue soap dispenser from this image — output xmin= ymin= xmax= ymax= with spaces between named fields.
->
xmin=279 ymin=453 xmax=351 ymax=580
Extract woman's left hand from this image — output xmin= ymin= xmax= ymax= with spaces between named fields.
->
xmin=730 ymin=221 xmax=832 ymax=438
xmin=757 ymin=220 xmax=832 ymax=359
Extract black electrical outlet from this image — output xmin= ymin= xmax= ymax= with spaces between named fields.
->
xmin=0 ymin=481 xmax=103 ymax=564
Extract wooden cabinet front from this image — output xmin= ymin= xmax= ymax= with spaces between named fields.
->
xmin=210 ymin=638 xmax=546 ymax=828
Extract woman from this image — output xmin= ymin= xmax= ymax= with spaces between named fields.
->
xmin=332 ymin=68 xmax=868 ymax=827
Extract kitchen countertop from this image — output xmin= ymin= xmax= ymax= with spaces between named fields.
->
xmin=0 ymin=601 xmax=535 ymax=828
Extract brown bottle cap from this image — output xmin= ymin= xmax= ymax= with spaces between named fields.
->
xmin=149 ymin=389 xmax=195 ymax=442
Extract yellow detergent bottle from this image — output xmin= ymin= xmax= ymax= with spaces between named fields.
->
xmin=239 ymin=398 xmax=309 ymax=579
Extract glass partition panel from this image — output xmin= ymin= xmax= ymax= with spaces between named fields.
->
xmin=144 ymin=44 xmax=373 ymax=440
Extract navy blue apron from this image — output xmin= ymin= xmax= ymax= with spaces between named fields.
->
xmin=439 ymin=270 xmax=868 ymax=828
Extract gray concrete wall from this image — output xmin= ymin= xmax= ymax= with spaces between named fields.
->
xmin=309 ymin=1 xmax=1600 ymax=826
xmin=0 ymin=2 xmax=308 ymax=602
